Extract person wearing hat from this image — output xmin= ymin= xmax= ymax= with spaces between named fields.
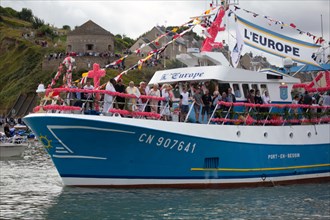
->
xmin=36 ymin=82 xmax=46 ymax=93
xmin=126 ymin=81 xmax=140 ymax=111
xmin=148 ymin=83 xmax=160 ymax=113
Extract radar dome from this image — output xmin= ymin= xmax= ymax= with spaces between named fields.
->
xmin=283 ymin=57 xmax=293 ymax=68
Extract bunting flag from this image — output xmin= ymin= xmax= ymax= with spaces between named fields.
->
xmin=114 ymin=70 xmax=127 ymax=82
xmin=112 ymin=24 xmax=196 ymax=81
xmin=133 ymin=22 xmax=192 ymax=56
xmin=231 ymin=24 xmax=244 ymax=68
xmin=110 ymin=6 xmax=222 ymax=82
xmin=236 ymin=16 xmax=321 ymax=66
xmin=199 ymin=6 xmax=220 ymax=28
xmin=105 ymin=55 xmax=128 ymax=68
xmin=229 ymin=7 xmax=326 ymax=45
xmin=138 ymin=53 xmax=154 ymax=70
xmin=80 ymin=76 xmax=87 ymax=85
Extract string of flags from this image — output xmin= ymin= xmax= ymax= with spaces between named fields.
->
xmin=229 ymin=6 xmax=326 ymax=45
xmin=104 ymin=20 xmax=196 ymax=71
xmin=50 ymin=5 xmax=217 ymax=88
xmin=114 ymin=25 xmax=196 ymax=82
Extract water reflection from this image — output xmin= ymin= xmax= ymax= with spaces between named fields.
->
xmin=0 ymin=142 xmax=63 ymax=219
xmin=1 ymin=142 xmax=329 ymax=220
xmin=45 ymin=184 xmax=330 ymax=220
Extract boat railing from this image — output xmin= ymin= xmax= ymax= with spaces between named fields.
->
xmin=0 ymin=136 xmax=28 ymax=144
xmin=33 ymin=88 xmax=330 ymax=125
xmin=34 ymin=88 xmax=166 ymax=119
xmin=209 ymin=101 xmax=330 ymax=125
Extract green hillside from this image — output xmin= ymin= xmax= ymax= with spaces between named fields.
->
xmin=0 ymin=11 xmax=55 ymax=114
xmin=0 ymin=6 xmax=184 ymax=115
xmin=0 ymin=8 xmax=138 ymax=115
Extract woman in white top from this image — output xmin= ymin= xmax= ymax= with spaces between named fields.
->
xmin=103 ymin=79 xmax=116 ymax=114
xmin=148 ymin=83 xmax=160 ymax=113
xmin=126 ymin=81 xmax=140 ymax=111
xmin=179 ymin=86 xmax=190 ymax=122
xmin=262 ymin=90 xmax=271 ymax=104
xmin=160 ymin=84 xmax=173 ymax=120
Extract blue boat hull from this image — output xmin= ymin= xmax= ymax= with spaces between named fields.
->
xmin=23 ymin=113 xmax=330 ymax=187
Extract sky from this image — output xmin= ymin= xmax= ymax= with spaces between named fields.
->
xmin=1 ymin=0 xmax=329 ymax=66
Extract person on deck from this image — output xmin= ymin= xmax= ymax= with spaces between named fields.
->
xmin=247 ymin=89 xmax=255 ymax=103
xmin=227 ymin=88 xmax=236 ymax=103
xmin=201 ymin=89 xmax=212 ymax=123
xmin=73 ymin=83 xmax=84 ymax=107
xmin=138 ymin=81 xmax=149 ymax=112
xmin=148 ymin=83 xmax=160 ymax=113
xmin=83 ymin=81 xmax=94 ymax=110
xmin=126 ymin=81 xmax=140 ymax=111
xmin=179 ymin=86 xmax=190 ymax=122
xmin=192 ymin=87 xmax=204 ymax=123
xmin=160 ymin=84 xmax=173 ymax=121
xmin=114 ymin=79 xmax=126 ymax=110
xmin=103 ymin=79 xmax=116 ymax=114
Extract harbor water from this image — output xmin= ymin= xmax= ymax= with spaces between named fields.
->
xmin=1 ymin=142 xmax=329 ymax=220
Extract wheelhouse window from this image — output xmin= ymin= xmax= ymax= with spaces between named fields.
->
xmin=251 ymin=84 xmax=258 ymax=91
xmin=260 ymin=84 xmax=268 ymax=95
xmin=242 ymin=84 xmax=250 ymax=98
xmin=219 ymin=83 xmax=230 ymax=95
xmin=233 ymin=84 xmax=241 ymax=98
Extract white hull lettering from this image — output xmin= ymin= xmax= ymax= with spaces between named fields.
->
xmin=138 ymin=133 xmax=196 ymax=154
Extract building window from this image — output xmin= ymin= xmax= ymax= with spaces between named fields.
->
xmin=108 ymin=45 xmax=112 ymax=51
xmin=86 ymin=44 xmax=94 ymax=51
xmin=67 ymin=45 xmax=72 ymax=52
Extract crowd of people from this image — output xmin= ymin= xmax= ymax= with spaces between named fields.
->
xmin=40 ymin=79 xmax=330 ymax=123
xmin=0 ymin=116 xmax=27 ymax=138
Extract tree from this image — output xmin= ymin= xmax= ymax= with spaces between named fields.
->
xmin=18 ymin=8 xmax=33 ymax=22
xmin=37 ymin=25 xmax=57 ymax=39
xmin=32 ymin=16 xmax=44 ymax=29
xmin=115 ymin=34 xmax=122 ymax=39
xmin=0 ymin=6 xmax=19 ymax=17
xmin=62 ymin=25 xmax=71 ymax=30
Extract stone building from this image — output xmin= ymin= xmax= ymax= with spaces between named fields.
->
xmin=66 ymin=20 xmax=114 ymax=54
xmin=130 ymin=26 xmax=188 ymax=60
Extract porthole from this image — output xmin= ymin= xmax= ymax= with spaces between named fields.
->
xmin=236 ymin=131 xmax=241 ymax=137
xmin=264 ymin=132 xmax=268 ymax=138
xmin=289 ymin=132 xmax=293 ymax=138
xmin=307 ymin=132 xmax=312 ymax=138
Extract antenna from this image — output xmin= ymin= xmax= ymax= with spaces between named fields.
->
xmin=320 ymin=14 xmax=326 ymax=63
xmin=321 ymin=14 xmax=324 ymax=38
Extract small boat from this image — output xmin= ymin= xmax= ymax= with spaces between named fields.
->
xmin=23 ymin=1 xmax=330 ymax=188
xmin=0 ymin=136 xmax=28 ymax=158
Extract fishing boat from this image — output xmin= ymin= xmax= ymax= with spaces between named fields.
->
xmin=23 ymin=1 xmax=330 ymax=187
xmin=0 ymin=136 xmax=28 ymax=158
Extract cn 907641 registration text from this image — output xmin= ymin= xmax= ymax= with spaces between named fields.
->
xmin=138 ymin=133 xmax=196 ymax=153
